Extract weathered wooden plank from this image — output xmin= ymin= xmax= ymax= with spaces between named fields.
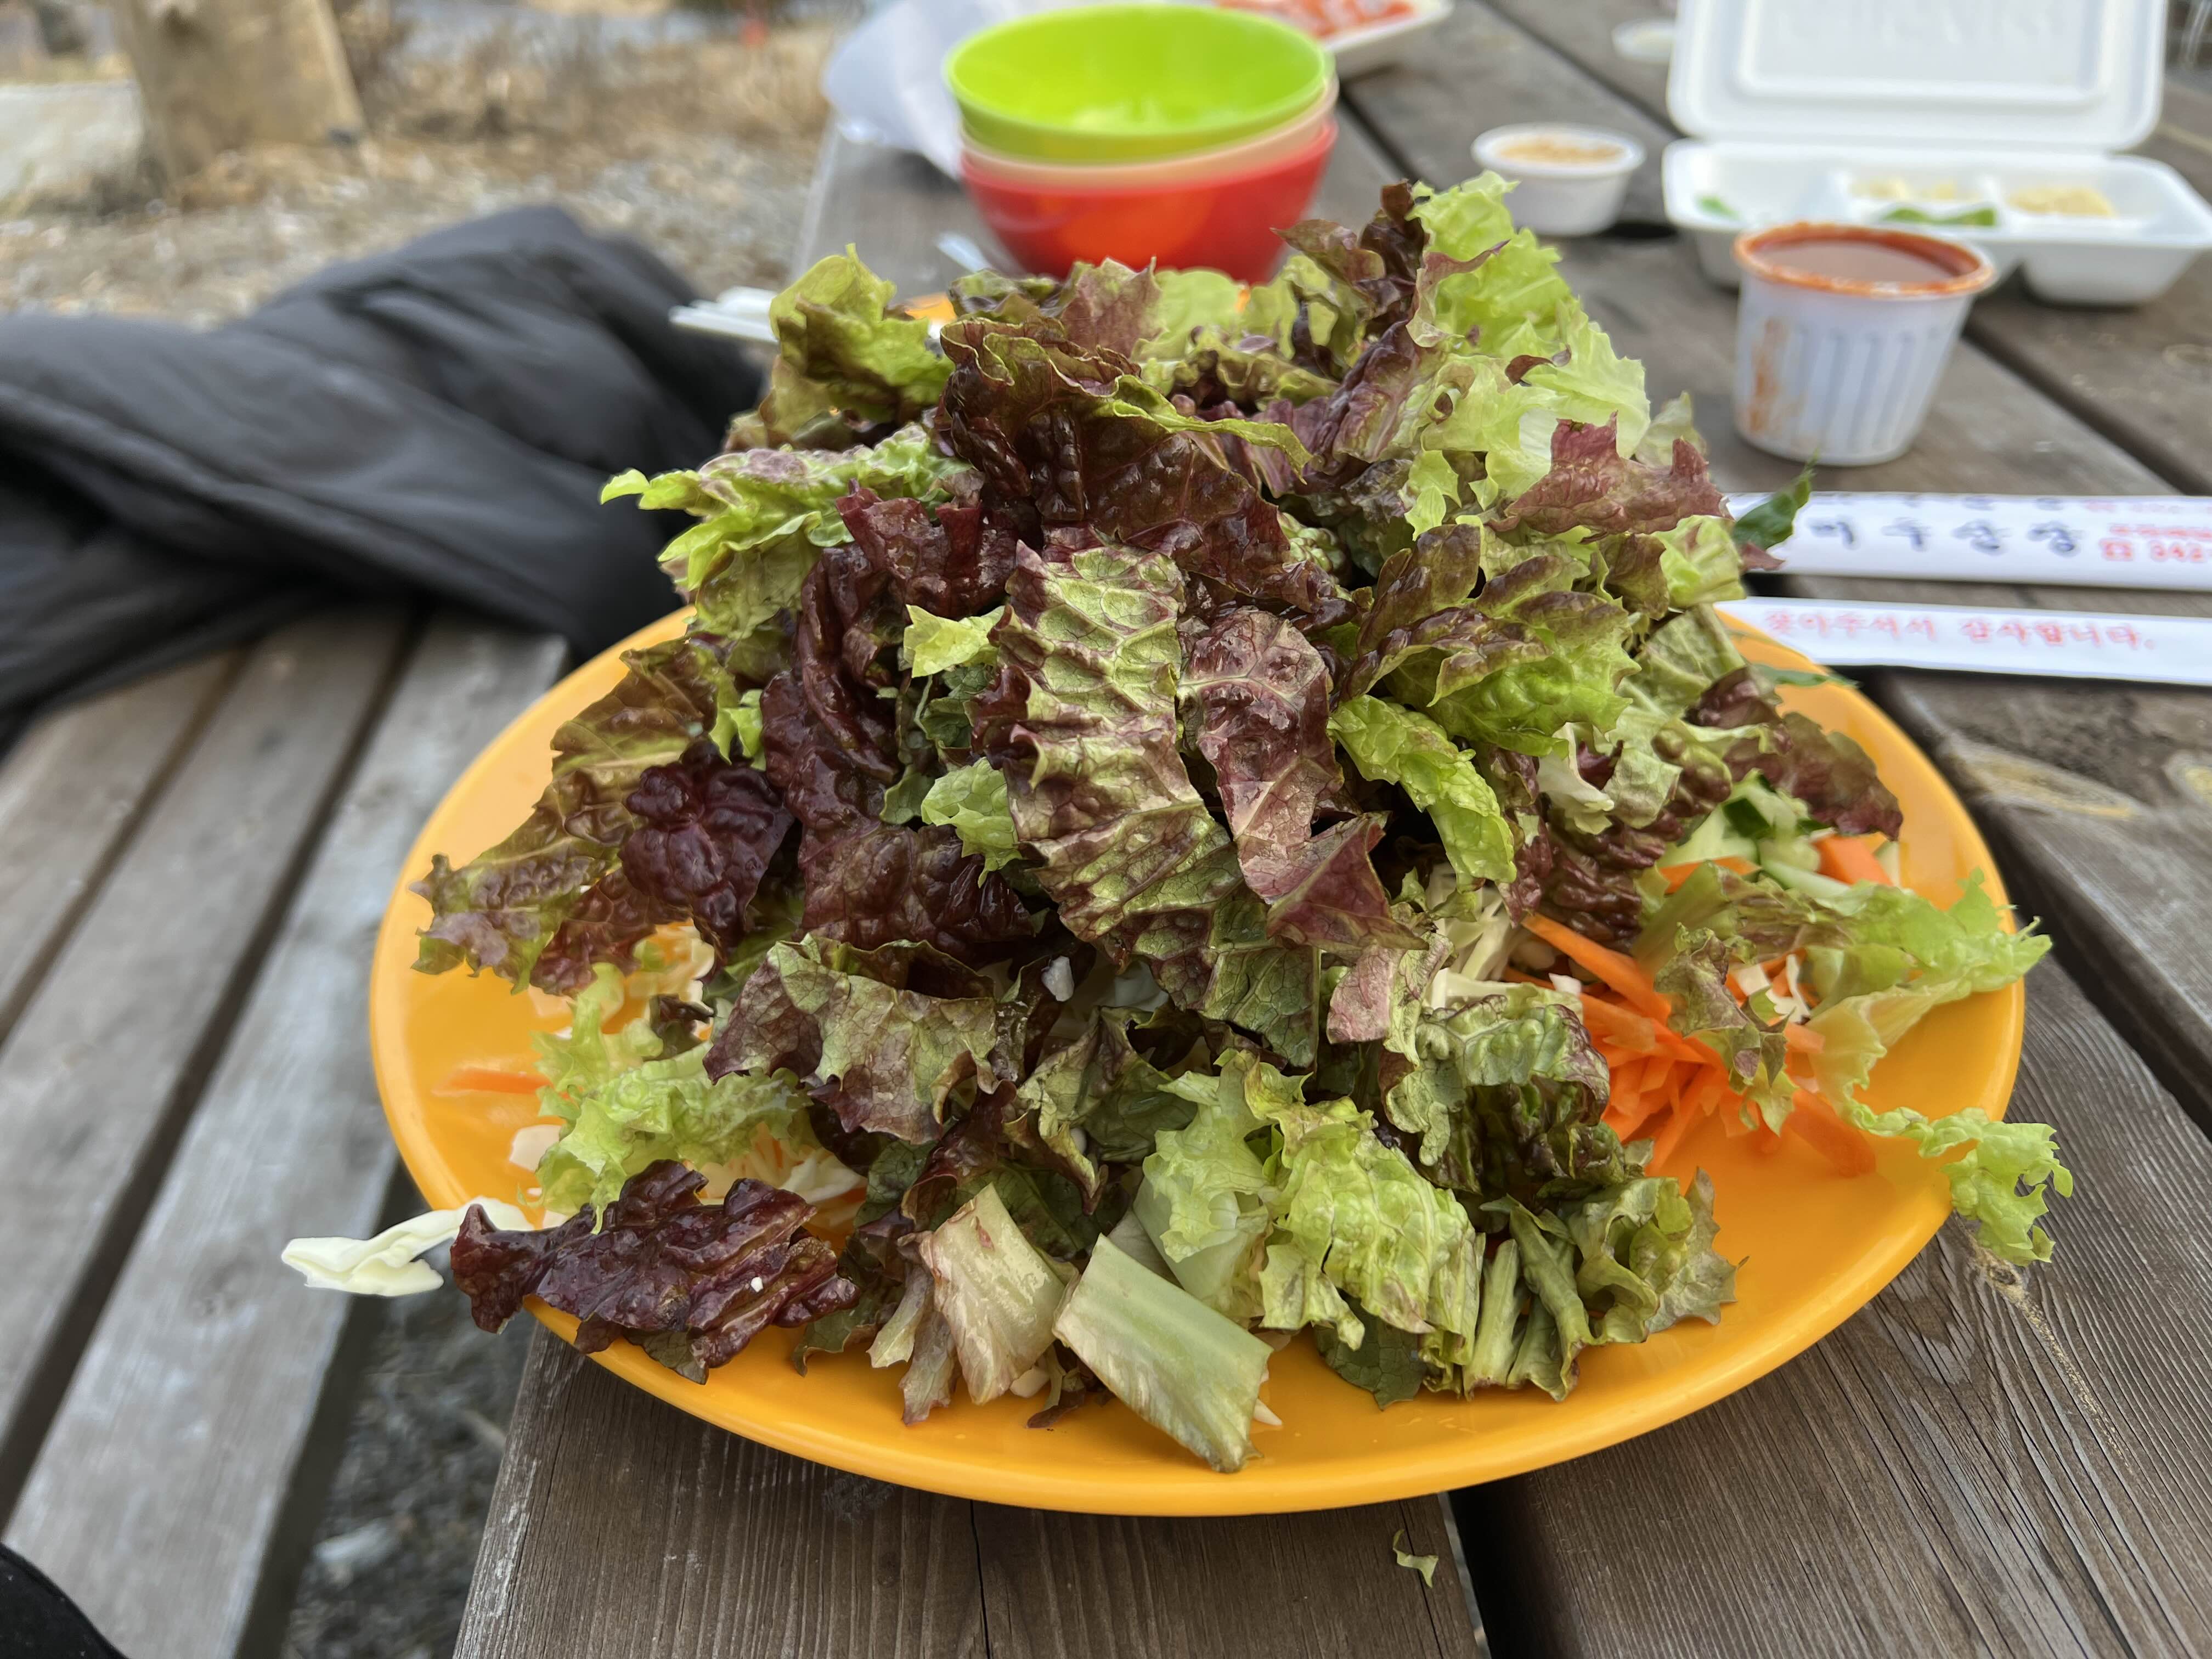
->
xmin=1342 ymin=0 xmax=1670 ymax=224
xmin=1340 ymin=15 xmax=2212 ymax=1652
xmin=1463 ymin=963 xmax=2212 ymax=1659
xmin=1483 ymin=0 xmax=2212 ymax=498
xmin=0 ymin=608 xmax=411 ymax=1505
xmin=792 ymin=118 xmax=1401 ymax=296
xmin=0 ymin=654 xmax=237 ymax=1047
xmin=973 ymin=1493 xmax=1480 ymax=1658
xmin=3 ymin=618 xmax=564 ymax=1659
xmin=458 ymin=1330 xmax=1481 ymax=1659
xmin=453 ymin=1332 xmax=988 ymax=1659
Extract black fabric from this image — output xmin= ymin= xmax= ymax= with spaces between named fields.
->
xmin=0 ymin=1543 xmax=128 ymax=1659
xmin=0 ymin=207 xmax=761 ymax=731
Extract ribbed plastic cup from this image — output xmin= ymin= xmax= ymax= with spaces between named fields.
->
xmin=1731 ymin=222 xmax=1996 ymax=466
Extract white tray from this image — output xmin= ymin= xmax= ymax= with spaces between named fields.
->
xmin=1664 ymin=142 xmax=2212 ymax=304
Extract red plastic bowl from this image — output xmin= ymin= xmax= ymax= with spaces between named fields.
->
xmin=961 ymin=119 xmax=1338 ymax=281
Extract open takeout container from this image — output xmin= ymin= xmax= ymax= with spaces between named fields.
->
xmin=1660 ymin=0 xmax=2212 ymax=305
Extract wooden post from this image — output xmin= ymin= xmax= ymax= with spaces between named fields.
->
xmin=109 ymin=0 xmax=364 ymax=182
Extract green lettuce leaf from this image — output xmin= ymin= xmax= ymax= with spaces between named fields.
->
xmin=904 ymin=605 xmax=1003 ymax=676
xmin=1553 ymin=1171 xmax=1735 ymax=1342
xmin=606 ymin=424 xmax=969 ymax=644
xmin=1052 ymin=1234 xmax=1273 ymax=1472
xmin=528 ymin=968 xmax=817 ymax=1214
xmin=1731 ymin=466 xmax=1813 ymax=557
xmin=1411 ymin=552 xmax=1639 ymax=754
xmin=1135 ymin=1052 xmax=1279 ymax=1319
xmin=711 ymin=938 xmax=1004 ymax=1142
xmin=1623 ymin=605 xmax=1747 ymax=721
xmin=1652 ymin=516 xmax=1747 ymax=608
xmin=1381 ymin=983 xmax=1624 ymax=1199
xmin=913 ymin=1184 xmax=1068 ymax=1403
xmin=972 ymin=535 xmax=1317 ymax=1063
xmin=1316 ymin=1302 xmax=1427 ymax=1407
xmin=1331 ymin=696 xmax=1516 ymax=885
xmin=1250 ymin=1080 xmax=1484 ymax=1346
xmin=726 ymin=251 xmax=952 ymax=447
xmin=1024 ymin=1011 xmax=1201 ymax=1180
xmin=1408 ymin=175 xmax=1576 ymax=348
xmin=918 ymin=760 xmax=1021 ymax=870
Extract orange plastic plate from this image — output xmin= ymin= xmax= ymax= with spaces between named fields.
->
xmin=371 ymin=613 xmax=2022 ymax=1515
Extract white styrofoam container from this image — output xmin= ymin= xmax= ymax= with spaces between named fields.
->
xmin=1660 ymin=0 xmax=2212 ymax=305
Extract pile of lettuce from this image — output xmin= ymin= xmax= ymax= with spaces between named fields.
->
xmin=417 ymin=178 xmax=2066 ymax=1473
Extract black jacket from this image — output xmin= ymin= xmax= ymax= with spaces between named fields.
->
xmin=0 ymin=207 xmax=761 ymax=738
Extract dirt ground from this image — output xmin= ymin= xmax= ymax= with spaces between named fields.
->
xmin=280 ymin=1239 xmax=535 ymax=1659
xmin=1 ymin=0 xmax=843 ymax=323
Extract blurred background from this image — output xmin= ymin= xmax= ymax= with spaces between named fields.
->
xmin=1 ymin=0 xmax=853 ymax=326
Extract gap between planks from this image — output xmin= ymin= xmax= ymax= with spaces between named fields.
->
xmin=0 ymin=651 xmax=242 ymax=1051
xmin=454 ymin=1329 xmax=1484 ymax=1659
xmin=2 ymin=616 xmax=567 ymax=1659
xmin=1456 ymin=962 xmax=2212 ymax=1659
xmin=0 ymin=608 xmax=422 ymax=1520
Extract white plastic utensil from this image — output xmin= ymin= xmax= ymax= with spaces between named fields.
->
xmin=1726 ymin=492 xmax=2212 ymax=590
xmin=1718 ymin=598 xmax=2212 ymax=687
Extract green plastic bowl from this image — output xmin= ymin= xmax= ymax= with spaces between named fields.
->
xmin=945 ymin=4 xmax=1331 ymax=163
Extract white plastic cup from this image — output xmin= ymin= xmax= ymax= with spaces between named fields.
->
xmin=1732 ymin=222 xmax=1996 ymax=466
xmin=1473 ymin=123 xmax=1644 ymax=237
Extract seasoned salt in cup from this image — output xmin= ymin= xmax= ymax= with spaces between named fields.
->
xmin=1472 ymin=124 xmax=1644 ymax=236
xmin=1733 ymin=222 xmax=1996 ymax=466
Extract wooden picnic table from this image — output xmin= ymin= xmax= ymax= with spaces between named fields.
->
xmin=5 ymin=5 xmax=2212 ymax=1655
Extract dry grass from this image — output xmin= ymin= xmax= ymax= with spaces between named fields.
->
xmin=2 ymin=22 xmax=835 ymax=323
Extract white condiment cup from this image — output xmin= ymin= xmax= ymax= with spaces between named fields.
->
xmin=1732 ymin=222 xmax=1997 ymax=466
xmin=1473 ymin=123 xmax=1644 ymax=236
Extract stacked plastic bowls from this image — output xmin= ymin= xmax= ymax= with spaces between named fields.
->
xmin=947 ymin=4 xmax=1337 ymax=281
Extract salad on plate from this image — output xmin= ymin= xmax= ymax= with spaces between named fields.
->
xmin=292 ymin=177 xmax=2068 ymax=1475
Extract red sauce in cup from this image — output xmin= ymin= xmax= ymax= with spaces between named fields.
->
xmin=1733 ymin=222 xmax=1995 ymax=298
xmin=1763 ymin=239 xmax=1956 ymax=284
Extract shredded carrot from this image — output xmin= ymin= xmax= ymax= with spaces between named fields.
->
xmin=1579 ymin=995 xmax=1658 ymax=1053
xmin=1783 ymin=1023 xmax=1825 ymax=1054
xmin=1784 ymin=1088 xmax=1877 ymax=1176
xmin=1608 ymin=1092 xmax=1666 ymax=1140
xmin=1608 ymin=1056 xmax=1649 ymax=1101
xmin=1658 ymin=854 xmax=1754 ymax=892
xmin=1751 ymin=1124 xmax=1785 ymax=1156
xmin=1683 ymin=1067 xmax=1731 ymax=1122
xmin=441 ymin=1065 xmax=543 ymax=1096
xmin=1818 ymin=834 xmax=1893 ymax=887
xmin=1523 ymin=913 xmax=1672 ymax=1020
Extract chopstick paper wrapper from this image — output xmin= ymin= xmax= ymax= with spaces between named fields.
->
xmin=1717 ymin=600 xmax=2212 ymax=687
xmin=1726 ymin=493 xmax=2212 ymax=591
